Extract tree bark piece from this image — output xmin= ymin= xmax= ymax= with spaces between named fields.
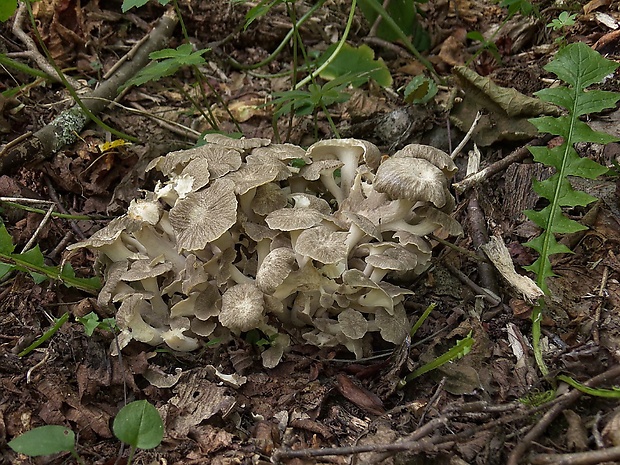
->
xmin=0 ymin=8 xmax=179 ymax=175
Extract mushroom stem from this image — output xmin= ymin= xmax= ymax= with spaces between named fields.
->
xmin=319 ymin=171 xmax=344 ymax=205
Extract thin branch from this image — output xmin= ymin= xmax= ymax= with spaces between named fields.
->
xmin=507 ymin=364 xmax=620 ymax=465
xmin=0 ymin=8 xmax=179 ymax=174
xmin=453 ymin=135 xmax=553 ymax=194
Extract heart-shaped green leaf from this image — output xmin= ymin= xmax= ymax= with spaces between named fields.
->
xmin=113 ymin=400 xmax=164 ymax=450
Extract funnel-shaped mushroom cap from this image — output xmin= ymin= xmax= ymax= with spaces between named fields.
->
xmin=393 ymin=144 xmax=457 ymax=178
xmin=266 ymin=207 xmax=326 ymax=231
xmin=256 ymin=247 xmax=297 ymax=294
xmin=374 ymin=157 xmax=451 ymax=209
xmin=219 ymin=283 xmax=265 ymax=333
xmin=203 ymin=134 xmax=271 ymax=151
xmin=294 ymin=226 xmax=348 ymax=265
xmin=169 ymin=178 xmax=237 ymax=251
xmin=306 ymin=139 xmax=381 ymax=201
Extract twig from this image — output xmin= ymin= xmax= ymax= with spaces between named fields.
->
xmin=507 ymin=364 xmax=620 ymax=465
xmin=127 ymin=101 xmax=201 ymax=140
xmin=12 ymin=3 xmax=81 ymax=89
xmin=467 ymin=195 xmax=500 ymax=295
xmin=369 ymin=0 xmax=391 ymax=36
xmin=592 ymin=260 xmax=610 ymax=344
xmin=428 ymin=233 xmax=490 ymax=264
xmin=26 ymin=348 xmax=51 ymax=383
xmin=48 ymin=231 xmax=74 ymax=261
xmin=43 ymin=176 xmax=87 ymax=240
xmin=451 ymin=111 xmax=481 ymax=159
xmin=21 ymin=203 xmax=55 ymax=253
xmin=0 ymin=8 xmax=179 ymax=174
xmin=531 ymin=446 xmax=620 ymax=465
xmin=452 ymin=135 xmax=553 ymax=194
xmin=273 ymin=416 xmax=451 ymax=461
xmin=444 ymin=261 xmax=502 ymax=306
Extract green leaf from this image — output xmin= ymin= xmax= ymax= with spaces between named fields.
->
xmin=243 ymin=0 xmax=283 ymax=30
xmin=557 ymin=374 xmax=620 ymax=398
xmin=122 ymin=0 xmax=171 ymax=12
xmin=123 ymin=44 xmax=209 ymax=89
xmin=401 ymin=332 xmax=474 ymax=385
xmin=78 ymin=312 xmax=103 ymax=337
xmin=0 ymin=224 xmax=15 ymax=254
xmin=317 ymin=43 xmax=392 ymax=88
xmin=0 ymin=263 xmax=13 ymax=279
xmin=0 ymin=0 xmax=17 ymax=22
xmin=525 ymin=206 xmax=588 ymax=234
xmin=122 ymin=0 xmax=150 ymax=12
xmin=545 ymin=42 xmax=618 ymax=90
xmin=358 ymin=0 xmax=422 ymax=43
xmin=113 ymin=400 xmax=164 ymax=450
xmin=8 ymin=425 xmax=75 ymax=457
xmin=404 ymin=75 xmax=438 ymax=104
xmin=532 ymin=175 xmax=598 ymax=207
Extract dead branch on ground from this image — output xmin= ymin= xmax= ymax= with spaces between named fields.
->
xmin=0 ymin=8 xmax=179 ymax=175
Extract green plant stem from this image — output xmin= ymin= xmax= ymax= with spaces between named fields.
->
xmin=70 ymin=449 xmax=85 ymax=465
xmin=400 ymin=332 xmax=474 ymax=386
xmin=23 ymin=0 xmax=139 ymax=143
xmin=320 ymin=100 xmax=340 ymax=137
xmin=229 ymin=0 xmax=325 ymax=71
xmin=531 ymin=305 xmax=548 ymax=375
xmin=0 ymin=53 xmax=51 ymax=80
xmin=410 ymin=302 xmax=435 ymax=338
xmin=127 ymin=445 xmax=136 ymax=465
xmin=18 ymin=312 xmax=69 ymax=356
xmin=0 ymin=252 xmax=100 ymax=293
xmin=358 ymin=0 xmax=439 ymax=80
xmin=295 ymin=0 xmax=358 ymax=89
xmin=285 ymin=0 xmax=301 ymax=142
xmin=0 ymin=201 xmax=110 ymax=220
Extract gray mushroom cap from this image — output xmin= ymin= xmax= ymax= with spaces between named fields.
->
xmin=169 ymin=178 xmax=238 ymax=251
xmin=374 ymin=157 xmax=451 ymax=209
xmin=265 ymin=207 xmax=326 ymax=231
xmin=392 ymin=144 xmax=458 ymax=178
xmin=203 ymin=134 xmax=271 ymax=152
xmin=256 ymin=247 xmax=298 ymax=294
xmin=219 ymin=283 xmax=265 ymax=333
xmin=294 ymin=226 xmax=348 ymax=265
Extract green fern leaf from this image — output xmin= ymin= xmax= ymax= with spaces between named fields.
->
xmin=524 ymin=42 xmax=619 ymax=374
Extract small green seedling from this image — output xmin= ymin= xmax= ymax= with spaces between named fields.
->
xmin=122 ymin=43 xmax=210 ymax=89
xmin=77 ymin=311 xmax=118 ymax=336
xmin=399 ymin=331 xmax=474 ymax=387
xmin=409 ymin=302 xmax=436 ymax=339
xmin=9 ymin=400 xmax=164 ymax=464
xmin=403 ymin=75 xmax=438 ymax=105
xmin=0 ymin=223 xmax=100 ymax=293
xmin=547 ymin=11 xmax=577 ymax=31
xmin=547 ymin=11 xmax=577 ymax=46
xmin=524 ymin=42 xmax=619 ymax=375
xmin=18 ymin=312 xmax=69 ymax=357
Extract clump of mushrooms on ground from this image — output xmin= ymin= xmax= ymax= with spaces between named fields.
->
xmin=70 ymin=136 xmax=462 ymax=367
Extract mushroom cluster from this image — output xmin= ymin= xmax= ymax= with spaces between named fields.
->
xmin=70 ymin=136 xmax=462 ymax=367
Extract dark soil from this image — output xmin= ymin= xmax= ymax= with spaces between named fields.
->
xmin=1 ymin=0 xmax=620 ymax=464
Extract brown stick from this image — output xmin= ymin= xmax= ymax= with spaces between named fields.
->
xmin=452 ymin=135 xmax=553 ymax=194
xmin=0 ymin=9 xmax=179 ymax=175
xmin=531 ymin=446 xmax=620 ymax=465
xmin=507 ymin=364 xmax=620 ymax=465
